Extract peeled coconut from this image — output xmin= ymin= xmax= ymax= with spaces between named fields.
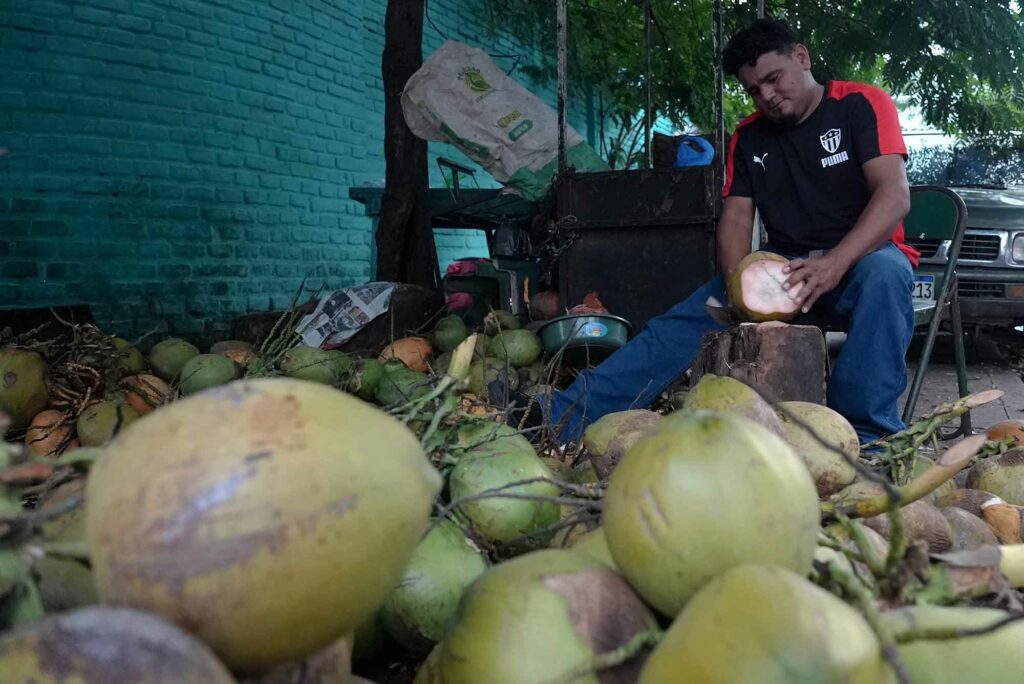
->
xmin=122 ymin=373 xmax=174 ymax=415
xmin=76 ymin=401 xmax=140 ymax=447
xmin=111 ymin=337 xmax=146 ymax=375
xmin=640 ymin=564 xmax=888 ymax=683
xmin=483 ymin=310 xmax=520 ymax=335
xmin=379 ymin=337 xmax=433 ymax=373
xmin=381 ymin=520 xmax=487 ymax=653
xmin=776 ymin=401 xmax=858 ymax=497
xmin=947 ymin=488 xmax=1004 ymax=517
xmin=348 ymin=359 xmax=385 ymax=402
xmin=864 ymin=499 xmax=953 ymax=553
xmin=148 ymin=338 xmax=200 ymax=382
xmin=25 ymin=409 xmax=75 ymax=457
xmin=0 ymin=606 xmax=236 ymax=684
xmin=448 ymin=430 xmax=560 ymax=554
xmin=178 ymin=353 xmax=241 ymax=396
xmin=488 ymin=329 xmax=542 ymax=368
xmin=426 ymin=549 xmax=658 ymax=684
xmin=529 ymin=291 xmax=562 ymax=321
xmin=683 ymin=374 xmax=785 ymax=438
xmin=882 ymin=604 xmax=1024 ymax=683
xmin=940 ymin=506 xmax=999 ymax=551
xmin=984 ymin=419 xmax=1024 ymax=444
xmin=966 ymin=448 xmax=1024 ymax=505
xmin=0 ymin=347 xmax=49 ymax=429
xmin=279 ymin=346 xmax=339 ymax=384
xmin=211 ymin=341 xmax=259 ymax=368
xmin=726 ymin=251 xmax=802 ymax=322
xmin=603 ymin=410 xmax=819 ymax=616
xmin=431 ymin=315 xmax=468 ymax=354
xmin=85 ymin=378 xmax=442 ymax=672
xmin=582 ymin=409 xmax=662 ymax=480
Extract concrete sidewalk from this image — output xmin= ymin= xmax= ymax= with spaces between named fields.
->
xmin=905 ymin=361 xmax=1024 ymax=431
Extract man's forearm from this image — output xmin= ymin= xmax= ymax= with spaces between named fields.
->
xmin=717 ymin=217 xmax=754 ymax=277
xmin=830 ymin=184 xmax=910 ymax=268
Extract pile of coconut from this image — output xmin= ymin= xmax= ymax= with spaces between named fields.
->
xmin=2 ymin=309 xmax=1024 ymax=684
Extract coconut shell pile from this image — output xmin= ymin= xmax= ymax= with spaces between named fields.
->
xmin=3 ymin=311 xmax=1024 ymax=684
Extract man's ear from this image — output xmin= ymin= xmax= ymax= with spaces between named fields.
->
xmin=792 ymin=44 xmax=812 ymax=70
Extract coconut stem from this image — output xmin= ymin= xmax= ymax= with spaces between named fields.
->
xmin=549 ymin=626 xmax=664 ymax=684
xmin=837 ymin=514 xmax=888 ymax=577
xmin=820 ymin=554 xmax=911 ymax=684
xmin=892 ymin=612 xmax=1024 ymax=643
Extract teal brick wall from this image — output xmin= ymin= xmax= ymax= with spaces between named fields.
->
xmin=0 ymin=0 xmax=597 ymax=346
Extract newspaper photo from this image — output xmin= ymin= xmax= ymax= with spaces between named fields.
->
xmin=295 ymin=282 xmax=397 ymax=349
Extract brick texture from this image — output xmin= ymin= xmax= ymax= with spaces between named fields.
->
xmin=0 ymin=0 xmax=596 ymax=346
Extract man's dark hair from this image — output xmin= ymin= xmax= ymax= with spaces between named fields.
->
xmin=723 ymin=18 xmax=800 ymax=77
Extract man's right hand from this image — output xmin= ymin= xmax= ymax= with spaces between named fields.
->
xmin=717 ymin=196 xmax=756 ymax=281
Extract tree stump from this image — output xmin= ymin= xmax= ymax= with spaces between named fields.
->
xmin=690 ymin=322 xmax=828 ymax=405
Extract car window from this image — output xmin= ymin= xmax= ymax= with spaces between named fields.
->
xmin=908 ymin=144 xmax=1024 ymax=188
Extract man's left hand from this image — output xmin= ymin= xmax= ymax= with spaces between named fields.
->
xmin=783 ymin=252 xmax=853 ymax=313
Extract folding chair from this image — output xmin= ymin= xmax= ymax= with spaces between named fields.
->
xmin=901 ymin=185 xmax=971 ymax=438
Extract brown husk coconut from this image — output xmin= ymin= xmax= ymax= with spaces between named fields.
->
xmin=379 ymin=337 xmax=433 ymax=373
xmin=939 ymin=506 xmax=999 ymax=551
xmin=864 ymin=499 xmax=953 ymax=553
xmin=25 ymin=409 xmax=76 ymax=457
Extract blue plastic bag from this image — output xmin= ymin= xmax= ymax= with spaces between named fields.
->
xmin=674 ymin=135 xmax=715 ymax=167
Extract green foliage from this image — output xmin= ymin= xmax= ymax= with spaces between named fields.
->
xmin=479 ymin=0 xmax=1024 ymax=140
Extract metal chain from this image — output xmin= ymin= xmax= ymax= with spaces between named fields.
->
xmin=538 ymin=214 xmax=580 ymax=281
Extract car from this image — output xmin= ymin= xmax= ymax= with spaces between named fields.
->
xmin=907 ymin=184 xmax=1024 ymax=330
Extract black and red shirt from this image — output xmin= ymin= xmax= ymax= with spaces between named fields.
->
xmin=723 ymin=80 xmax=919 ymax=266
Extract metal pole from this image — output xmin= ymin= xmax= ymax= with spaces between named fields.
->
xmin=758 ymin=0 xmax=765 ymax=18
xmin=557 ymin=0 xmax=568 ymax=176
xmin=643 ymin=0 xmax=652 ymax=168
xmin=713 ymin=0 xmax=724 ymax=200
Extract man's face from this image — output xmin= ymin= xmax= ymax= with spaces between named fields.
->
xmin=737 ymin=46 xmax=815 ymax=125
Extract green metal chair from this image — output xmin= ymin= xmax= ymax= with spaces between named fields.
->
xmin=901 ymin=185 xmax=971 ymax=438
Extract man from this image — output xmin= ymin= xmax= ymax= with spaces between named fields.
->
xmin=544 ymin=18 xmax=917 ymax=444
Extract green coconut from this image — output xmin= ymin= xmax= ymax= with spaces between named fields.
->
xmin=428 ymin=549 xmax=658 ymax=684
xmin=517 ymin=361 xmax=545 ymax=390
xmin=467 ymin=358 xmax=519 ymax=400
xmin=448 ymin=433 xmax=560 ymax=553
xmin=603 ymin=410 xmax=819 ymax=616
xmin=640 ymin=564 xmax=888 ymax=683
xmin=483 ymin=309 xmax=520 ymax=336
xmin=776 ymin=401 xmax=858 ymax=497
xmin=940 ymin=506 xmax=999 ymax=551
xmin=573 ymin=459 xmax=600 ymax=485
xmin=582 ymin=409 xmax=662 ymax=480
xmin=381 ymin=520 xmax=488 ymax=652
xmin=882 ymin=604 xmax=1024 ymax=683
xmin=111 ymin=337 xmax=146 ymax=375
xmin=431 ymin=315 xmax=469 ymax=354
xmin=488 ymin=329 xmax=542 ymax=368
xmin=568 ymin=526 xmax=617 ymax=569
xmin=178 ymin=354 xmax=241 ymax=396
xmin=374 ymin=363 xmax=431 ymax=406
xmin=965 ymin=447 xmax=1024 ymax=505
xmin=148 ymin=338 xmax=200 ymax=382
xmin=85 ymin=378 xmax=442 ymax=672
xmin=0 ymin=606 xmax=237 ymax=684
xmin=279 ymin=345 xmax=338 ymax=384
xmin=725 ymin=251 xmax=802 ymax=322
xmin=326 ymin=349 xmax=355 ymax=379
xmin=0 ymin=347 xmax=49 ymax=430
xmin=32 ymin=556 xmax=99 ymax=613
xmin=76 ymin=401 xmax=140 ymax=447
xmin=914 ymin=454 xmax=959 ymax=506
xmin=683 ymin=374 xmax=786 ymax=438
xmin=349 ymin=358 xmax=385 ymax=402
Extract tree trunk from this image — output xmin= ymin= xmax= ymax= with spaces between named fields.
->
xmin=690 ymin=322 xmax=829 ymax=405
xmin=377 ymin=0 xmax=439 ymax=289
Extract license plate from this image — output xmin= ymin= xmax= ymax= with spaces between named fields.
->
xmin=913 ymin=275 xmax=935 ymax=300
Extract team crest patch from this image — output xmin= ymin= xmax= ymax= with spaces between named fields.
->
xmin=820 ymin=128 xmax=842 ymax=154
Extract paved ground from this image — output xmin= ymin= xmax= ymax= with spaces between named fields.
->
xmin=908 ymin=360 xmax=1024 ymax=430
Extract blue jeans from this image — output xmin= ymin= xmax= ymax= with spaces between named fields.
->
xmin=548 ymin=243 xmax=915 ymax=444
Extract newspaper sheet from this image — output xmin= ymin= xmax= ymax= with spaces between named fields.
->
xmin=295 ymin=282 xmax=397 ymax=349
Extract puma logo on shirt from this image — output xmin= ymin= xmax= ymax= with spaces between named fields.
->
xmin=754 ymin=153 xmax=768 ymax=170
